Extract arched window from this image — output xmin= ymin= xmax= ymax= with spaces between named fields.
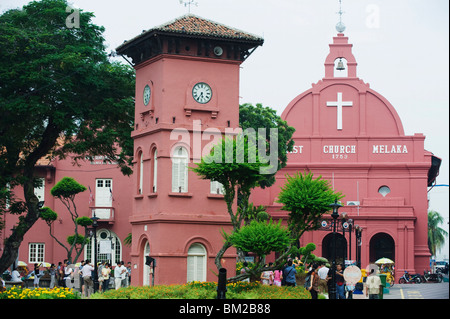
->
xmin=172 ymin=146 xmax=188 ymax=193
xmin=152 ymin=149 xmax=157 ymax=193
xmin=85 ymin=229 xmax=122 ymax=266
xmin=143 ymin=241 xmax=151 ymax=286
xmin=187 ymin=243 xmax=207 ymax=282
xmin=378 ymin=185 xmax=390 ymax=197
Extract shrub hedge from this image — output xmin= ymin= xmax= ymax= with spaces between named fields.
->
xmin=90 ymin=281 xmax=312 ymax=299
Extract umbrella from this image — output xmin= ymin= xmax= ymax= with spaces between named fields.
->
xmin=17 ymin=261 xmax=28 ymax=267
xmin=375 ymin=257 xmax=394 ymax=264
xmin=39 ymin=262 xmax=51 ymax=267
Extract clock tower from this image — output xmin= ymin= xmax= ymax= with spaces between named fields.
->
xmin=116 ymin=14 xmax=263 ymax=285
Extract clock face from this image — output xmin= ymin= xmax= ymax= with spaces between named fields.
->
xmin=192 ymin=82 xmax=212 ymax=104
xmin=143 ymin=85 xmax=151 ymax=106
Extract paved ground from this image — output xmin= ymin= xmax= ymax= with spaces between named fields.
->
xmin=384 ymin=281 xmax=449 ymax=299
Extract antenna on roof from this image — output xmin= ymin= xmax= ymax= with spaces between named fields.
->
xmin=335 ymin=0 xmax=346 ymax=33
xmin=179 ymin=0 xmax=198 ymax=14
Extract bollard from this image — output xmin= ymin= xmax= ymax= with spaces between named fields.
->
xmin=217 ymin=268 xmax=227 ymax=299
xmin=378 ymin=274 xmax=386 ymax=299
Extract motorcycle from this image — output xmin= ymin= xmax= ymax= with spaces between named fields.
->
xmin=422 ymin=270 xmax=443 ymax=283
xmin=398 ymin=271 xmax=421 ymax=284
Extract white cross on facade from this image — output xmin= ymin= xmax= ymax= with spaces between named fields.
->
xmin=327 ymin=92 xmax=353 ymax=130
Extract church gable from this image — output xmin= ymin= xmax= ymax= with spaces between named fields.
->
xmin=282 ymin=33 xmax=405 ymax=139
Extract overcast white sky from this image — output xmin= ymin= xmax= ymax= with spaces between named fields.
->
xmin=2 ymin=0 xmax=449 ymax=260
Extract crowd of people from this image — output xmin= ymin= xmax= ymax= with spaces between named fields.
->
xmin=255 ymin=258 xmax=381 ymax=299
xmin=3 ymin=260 xmax=132 ymax=297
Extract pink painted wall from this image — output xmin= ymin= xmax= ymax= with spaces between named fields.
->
xmin=251 ymin=34 xmax=432 ymax=279
xmin=2 ymin=155 xmax=134 ymax=270
xmin=129 ymin=46 xmax=241 ymax=285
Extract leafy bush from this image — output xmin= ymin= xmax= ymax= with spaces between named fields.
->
xmin=90 ymin=281 xmax=311 ymax=299
xmin=227 ymin=219 xmax=291 ymax=258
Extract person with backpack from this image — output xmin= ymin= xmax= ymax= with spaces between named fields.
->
xmin=305 ymin=264 xmax=319 ymax=299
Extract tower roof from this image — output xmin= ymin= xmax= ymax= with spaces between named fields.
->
xmin=116 ymin=14 xmax=263 ymax=53
xmin=151 ymin=14 xmax=263 ymax=42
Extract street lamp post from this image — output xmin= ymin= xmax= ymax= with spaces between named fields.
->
xmin=91 ymin=213 xmax=99 ymax=293
xmin=329 ymin=200 xmax=342 ymax=300
xmin=354 ymin=225 xmax=363 ymax=269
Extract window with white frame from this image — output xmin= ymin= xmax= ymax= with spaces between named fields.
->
xmin=139 ymin=151 xmax=144 ymax=194
xmin=29 ymin=243 xmax=45 ymax=264
xmin=172 ymin=146 xmax=188 ymax=193
xmin=85 ymin=229 xmax=122 ymax=266
xmin=152 ymin=149 xmax=158 ymax=192
xmin=187 ymin=243 xmax=207 ymax=282
xmin=34 ymin=178 xmax=45 ymax=203
xmin=210 ymin=180 xmax=224 ymax=195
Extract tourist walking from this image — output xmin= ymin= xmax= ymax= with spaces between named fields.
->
xmin=366 ymin=269 xmax=382 ymax=299
xmin=63 ymin=261 xmax=73 ymax=288
xmin=31 ymin=263 xmax=44 ymax=288
xmin=101 ymin=263 xmax=111 ymax=292
xmin=114 ymin=261 xmax=126 ymax=290
xmin=273 ymin=267 xmax=282 ymax=287
xmin=306 ymin=264 xmax=320 ymax=299
xmin=260 ymin=264 xmax=273 ymax=285
xmin=126 ymin=262 xmax=132 ymax=287
xmin=49 ymin=264 xmax=56 ymax=288
xmin=81 ymin=260 xmax=94 ymax=297
xmin=336 ymin=264 xmax=346 ymax=299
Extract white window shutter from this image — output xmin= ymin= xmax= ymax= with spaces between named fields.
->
xmin=172 ymin=159 xmax=179 ymax=192
xmin=187 ymin=255 xmax=195 ymax=282
xmin=180 ymin=159 xmax=187 ymax=192
xmin=153 ymin=150 xmax=157 ymax=192
xmin=34 ymin=178 xmax=45 ymax=202
xmin=139 ymin=153 xmax=143 ymax=194
xmin=210 ymin=180 xmax=224 ymax=194
xmin=172 ymin=147 xmax=188 ymax=193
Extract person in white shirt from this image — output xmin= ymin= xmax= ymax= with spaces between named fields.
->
xmin=318 ymin=264 xmax=329 ymax=280
xmin=366 ymin=269 xmax=382 ymax=299
xmin=64 ymin=262 xmax=73 ymax=288
xmin=11 ymin=268 xmax=22 ymax=282
xmin=81 ymin=260 xmax=94 ymax=297
xmin=114 ymin=261 xmax=126 ymax=290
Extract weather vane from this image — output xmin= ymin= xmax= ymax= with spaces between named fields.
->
xmin=179 ymin=0 xmax=198 ymax=14
xmin=336 ymin=0 xmax=346 ymax=33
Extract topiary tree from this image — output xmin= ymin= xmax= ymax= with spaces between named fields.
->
xmin=277 ymin=171 xmax=344 ymax=242
xmin=226 ymin=218 xmax=292 ymax=282
xmin=40 ymin=177 xmax=92 ymax=263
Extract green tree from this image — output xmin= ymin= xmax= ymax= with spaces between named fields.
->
xmin=227 ymin=219 xmax=291 ymax=261
xmin=239 ymin=103 xmax=295 ymax=189
xmin=40 ymin=177 xmax=92 ymax=263
xmin=277 ymin=171 xmax=344 ymax=242
xmin=192 ymin=135 xmax=270 ymax=270
xmin=0 ymin=0 xmax=134 ymax=274
xmin=428 ymin=210 xmax=448 ymax=257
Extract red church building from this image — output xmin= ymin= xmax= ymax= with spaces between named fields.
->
xmin=2 ymin=14 xmax=440 ymax=285
xmin=251 ymin=31 xmax=441 ymax=279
